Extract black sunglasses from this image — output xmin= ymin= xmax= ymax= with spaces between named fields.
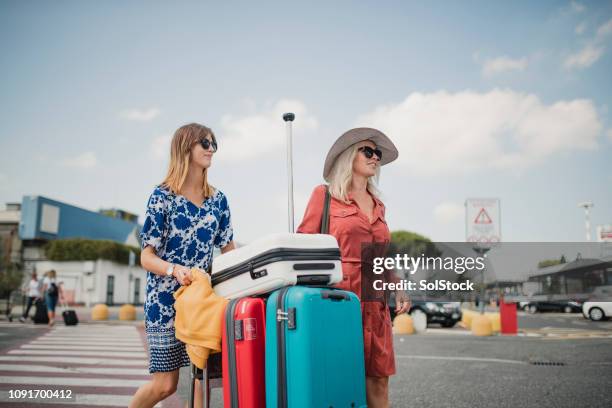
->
xmin=200 ymin=138 xmax=218 ymax=153
xmin=358 ymin=146 xmax=382 ymax=161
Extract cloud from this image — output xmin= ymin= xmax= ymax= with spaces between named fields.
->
xmin=433 ymin=202 xmax=464 ymax=225
xmin=570 ymin=1 xmax=585 ymax=13
xmin=356 ymin=89 xmax=602 ymax=175
xmin=215 ymin=99 xmax=318 ymax=162
xmin=150 ymin=134 xmax=171 ymax=160
xmin=563 ymin=44 xmax=604 ymax=69
xmin=607 ymin=129 xmax=612 ymax=142
xmin=564 ymin=18 xmax=612 ymax=70
xmin=120 ymin=108 xmax=161 ymax=121
xmin=575 ymin=22 xmax=587 ymax=35
xmin=597 ymin=18 xmax=612 ymax=38
xmin=61 ymin=152 xmax=97 ymax=169
xmin=482 ymin=56 xmax=528 ymax=77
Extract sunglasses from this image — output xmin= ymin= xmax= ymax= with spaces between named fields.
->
xmin=199 ymin=138 xmax=218 ymax=153
xmin=358 ymin=146 xmax=382 ymax=161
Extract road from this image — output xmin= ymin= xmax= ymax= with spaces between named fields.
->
xmin=1 ymin=311 xmax=611 ymax=407
xmin=518 ymin=310 xmax=612 ymax=331
xmin=0 ymin=321 xmax=182 ymax=408
xmin=389 ymin=330 xmax=612 ymax=408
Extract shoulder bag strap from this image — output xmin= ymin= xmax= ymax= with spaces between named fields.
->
xmin=320 ymin=185 xmax=331 ymax=234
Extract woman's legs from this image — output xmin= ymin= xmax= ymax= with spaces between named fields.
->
xmin=45 ymin=295 xmax=57 ymax=326
xmin=129 ymin=370 xmax=180 ymax=408
xmin=366 ymin=376 xmax=390 ymax=408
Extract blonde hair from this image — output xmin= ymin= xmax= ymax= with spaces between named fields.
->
xmin=327 ymin=142 xmax=380 ymax=203
xmin=161 ymin=123 xmax=217 ymax=198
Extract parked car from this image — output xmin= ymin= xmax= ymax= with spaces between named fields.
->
xmin=583 ymin=301 xmax=611 ymax=321
xmin=522 ymin=300 xmax=582 ymax=314
xmin=582 ymin=285 xmax=612 ymax=321
xmin=390 ymin=300 xmax=462 ymax=328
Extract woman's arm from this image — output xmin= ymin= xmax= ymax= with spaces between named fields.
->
xmin=297 ymin=185 xmax=327 ymax=234
xmin=141 ymin=246 xmax=192 ymax=285
xmin=58 ymin=283 xmax=65 ymax=302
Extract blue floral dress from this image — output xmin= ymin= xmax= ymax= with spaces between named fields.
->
xmin=140 ymin=185 xmax=233 ymax=373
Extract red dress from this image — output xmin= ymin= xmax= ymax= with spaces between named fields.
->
xmin=297 ymin=184 xmax=396 ymax=378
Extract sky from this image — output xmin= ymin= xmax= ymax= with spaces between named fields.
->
xmin=0 ymin=0 xmax=611 ymax=244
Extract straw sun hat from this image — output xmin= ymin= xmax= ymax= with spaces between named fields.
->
xmin=323 ymin=127 xmax=399 ymax=181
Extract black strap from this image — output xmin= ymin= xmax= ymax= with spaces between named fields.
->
xmin=320 ymin=186 xmax=331 ymax=234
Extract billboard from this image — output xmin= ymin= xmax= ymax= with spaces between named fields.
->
xmin=597 ymin=225 xmax=612 ymax=243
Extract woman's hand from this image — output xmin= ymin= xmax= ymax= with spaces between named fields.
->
xmin=395 ymin=290 xmax=411 ymax=314
xmin=221 ymin=241 xmax=236 ymax=254
xmin=173 ymin=265 xmax=193 ymax=286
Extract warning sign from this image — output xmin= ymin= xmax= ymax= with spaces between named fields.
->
xmin=466 ymin=198 xmax=501 ymax=244
xmin=474 ymin=208 xmax=493 ymax=224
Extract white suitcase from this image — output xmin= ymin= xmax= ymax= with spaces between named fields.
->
xmin=211 ymin=233 xmax=342 ymax=299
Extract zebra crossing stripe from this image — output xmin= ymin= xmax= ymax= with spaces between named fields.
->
xmin=30 ymin=340 xmax=144 ymax=346
xmin=20 ymin=345 xmax=145 ymax=351
xmin=8 ymin=350 xmax=147 ymax=358
xmin=0 ymin=363 xmax=149 ymax=376
xmin=0 ymin=375 xmax=148 ymax=387
xmin=41 ymin=335 xmax=143 ymax=340
xmin=0 ymin=390 xmax=161 ymax=407
xmin=0 ymin=356 xmax=146 ymax=366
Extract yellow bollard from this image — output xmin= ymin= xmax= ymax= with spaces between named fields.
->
xmin=91 ymin=304 xmax=109 ymax=321
xmin=461 ymin=309 xmax=476 ymax=329
xmin=485 ymin=312 xmax=501 ymax=333
xmin=471 ymin=314 xmax=493 ymax=336
xmin=393 ymin=314 xmax=415 ymax=335
xmin=119 ymin=304 xmax=137 ymax=321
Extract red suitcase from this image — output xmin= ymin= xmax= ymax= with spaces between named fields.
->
xmin=222 ymin=297 xmax=266 ymax=408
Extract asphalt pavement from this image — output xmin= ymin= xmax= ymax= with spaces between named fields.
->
xmin=1 ymin=309 xmax=611 ymax=407
xmin=390 ymin=331 xmax=612 ymax=408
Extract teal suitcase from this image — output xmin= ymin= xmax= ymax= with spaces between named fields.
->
xmin=265 ymin=286 xmax=367 ymax=408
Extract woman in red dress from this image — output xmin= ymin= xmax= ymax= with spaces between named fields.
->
xmin=297 ymin=128 xmax=410 ymax=408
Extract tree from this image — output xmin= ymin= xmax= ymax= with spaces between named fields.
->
xmin=0 ymin=236 xmax=23 ymax=301
xmin=45 ymin=238 xmax=141 ymax=265
xmin=537 ymin=255 xmax=568 ymax=269
xmin=388 ymin=230 xmax=440 ymax=258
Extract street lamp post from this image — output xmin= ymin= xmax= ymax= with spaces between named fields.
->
xmin=577 ymin=202 xmax=594 ymax=242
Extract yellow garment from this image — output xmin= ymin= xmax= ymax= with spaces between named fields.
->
xmin=174 ymin=269 xmax=228 ymax=369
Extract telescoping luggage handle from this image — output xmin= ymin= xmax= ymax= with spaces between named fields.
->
xmin=283 ymin=112 xmax=295 ymax=233
xmin=284 ymin=112 xmax=332 ymax=234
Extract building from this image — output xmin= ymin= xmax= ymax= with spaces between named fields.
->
xmin=0 ymin=203 xmax=22 ymax=265
xmin=2 ymin=195 xmax=145 ymax=306
xmin=527 ymin=254 xmax=612 ymax=300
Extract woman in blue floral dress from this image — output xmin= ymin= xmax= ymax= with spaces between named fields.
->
xmin=130 ymin=123 xmax=235 ymax=408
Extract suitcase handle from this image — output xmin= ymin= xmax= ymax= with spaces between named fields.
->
xmin=296 ymin=274 xmax=331 ymax=285
xmin=321 ymin=291 xmax=350 ymax=301
xmin=283 ymin=112 xmax=296 ymax=233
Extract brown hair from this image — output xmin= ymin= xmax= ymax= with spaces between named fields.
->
xmin=161 ymin=123 xmax=217 ymax=198
xmin=47 ymin=270 xmax=56 ymax=279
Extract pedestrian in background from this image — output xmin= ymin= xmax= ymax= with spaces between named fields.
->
xmin=130 ymin=123 xmax=236 ymax=408
xmin=298 ymin=128 xmax=410 ymax=408
xmin=19 ymin=271 xmax=41 ymax=323
xmin=41 ymin=270 xmax=63 ymax=327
